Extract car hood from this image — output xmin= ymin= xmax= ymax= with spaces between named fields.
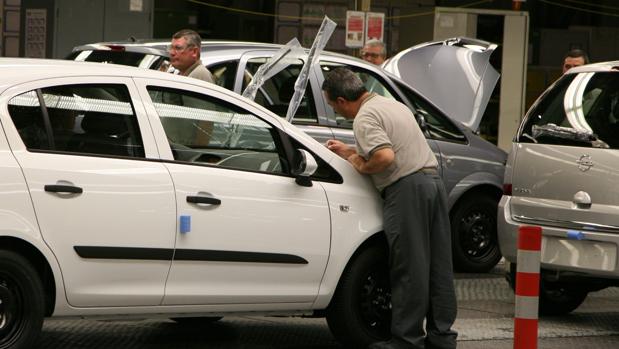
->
xmin=383 ymin=37 xmax=499 ymax=131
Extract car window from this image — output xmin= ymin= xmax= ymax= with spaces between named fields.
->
xmin=320 ymin=62 xmax=395 ymax=128
xmin=521 ymin=73 xmax=619 ymax=149
xmin=394 ymin=80 xmax=466 ymax=143
xmin=208 ymin=60 xmax=238 ymax=90
xmin=67 ymin=50 xmax=166 ymax=70
xmin=147 ymin=86 xmax=287 ymax=174
xmin=242 ymin=58 xmax=318 ymax=125
xmin=7 ymin=84 xmax=145 ymax=157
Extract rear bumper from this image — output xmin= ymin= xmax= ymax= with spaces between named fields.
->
xmin=498 ymin=195 xmax=619 ymax=279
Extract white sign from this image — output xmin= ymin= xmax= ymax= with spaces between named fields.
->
xmin=365 ymin=12 xmax=385 ymax=43
xmin=345 ymin=11 xmax=365 ymax=48
xmin=130 ymin=0 xmax=143 ymax=12
xmin=25 ymin=9 xmax=46 ymax=58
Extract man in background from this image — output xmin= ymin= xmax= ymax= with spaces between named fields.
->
xmin=165 ymin=29 xmax=215 ymax=147
xmin=562 ymin=48 xmax=589 ymax=74
xmin=169 ymin=29 xmax=214 ymax=83
xmin=361 ymin=39 xmax=387 ymax=66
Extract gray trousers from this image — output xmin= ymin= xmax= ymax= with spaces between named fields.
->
xmin=382 ymin=171 xmax=458 ymax=349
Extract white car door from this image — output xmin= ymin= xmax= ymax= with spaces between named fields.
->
xmin=134 ymin=78 xmax=331 ymax=305
xmin=1 ymin=77 xmax=176 ymax=307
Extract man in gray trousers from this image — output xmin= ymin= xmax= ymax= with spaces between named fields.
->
xmin=323 ymin=67 xmax=457 ymax=349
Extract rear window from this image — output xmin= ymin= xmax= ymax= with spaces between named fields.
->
xmin=520 ymin=72 xmax=619 ymax=149
xmin=8 ymin=84 xmax=145 ymax=158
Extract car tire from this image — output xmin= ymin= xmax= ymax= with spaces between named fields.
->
xmin=450 ymin=194 xmax=502 ymax=273
xmin=326 ymin=246 xmax=391 ymax=348
xmin=539 ymin=281 xmax=588 ymax=316
xmin=170 ymin=316 xmax=223 ymax=325
xmin=0 ymin=250 xmax=45 ymax=349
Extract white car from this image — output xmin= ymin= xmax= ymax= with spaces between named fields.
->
xmin=0 ymin=58 xmax=389 ymax=348
xmin=70 ymin=38 xmax=507 ymax=273
xmin=498 ymin=61 xmax=619 ymax=315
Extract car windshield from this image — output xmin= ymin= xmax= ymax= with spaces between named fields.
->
xmin=520 ymin=72 xmax=619 ymax=149
xmin=67 ymin=50 xmax=166 ymax=69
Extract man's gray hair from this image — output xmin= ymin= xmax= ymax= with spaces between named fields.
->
xmin=364 ymin=39 xmax=386 ymax=57
xmin=322 ymin=67 xmax=367 ymax=102
xmin=173 ymin=29 xmax=202 ymax=50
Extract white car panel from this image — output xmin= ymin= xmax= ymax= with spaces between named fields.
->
xmin=11 ymin=151 xmax=176 ymax=307
xmin=0 ymin=58 xmax=391 ymax=348
xmin=1 ymin=76 xmax=178 ymax=307
xmin=162 ymin=163 xmax=330 ymax=304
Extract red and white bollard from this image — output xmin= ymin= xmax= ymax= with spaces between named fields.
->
xmin=513 ymin=225 xmax=542 ymax=349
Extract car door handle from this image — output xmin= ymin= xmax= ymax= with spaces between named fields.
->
xmin=186 ymin=195 xmax=221 ymax=205
xmin=44 ymin=184 xmax=83 ymax=194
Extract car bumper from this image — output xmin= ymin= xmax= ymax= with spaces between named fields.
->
xmin=498 ymin=195 xmax=619 ymax=279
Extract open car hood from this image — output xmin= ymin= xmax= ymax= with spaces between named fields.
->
xmin=383 ymin=37 xmax=499 ymax=130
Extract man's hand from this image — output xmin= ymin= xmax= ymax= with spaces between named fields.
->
xmin=326 ymin=139 xmax=355 ymax=159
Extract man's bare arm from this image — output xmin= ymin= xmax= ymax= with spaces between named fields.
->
xmin=347 ymin=147 xmax=394 ymax=174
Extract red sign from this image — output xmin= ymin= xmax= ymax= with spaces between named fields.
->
xmin=365 ymin=12 xmax=384 ymax=42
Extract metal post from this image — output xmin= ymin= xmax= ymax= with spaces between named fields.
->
xmin=513 ymin=225 xmax=542 ymax=349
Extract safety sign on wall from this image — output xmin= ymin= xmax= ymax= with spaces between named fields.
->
xmin=365 ymin=12 xmax=384 ymax=43
xmin=345 ymin=11 xmax=385 ymax=48
xmin=345 ymin=11 xmax=365 ymax=48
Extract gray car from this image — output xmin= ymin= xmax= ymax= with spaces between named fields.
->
xmin=498 ymin=61 xmax=619 ymax=315
xmin=69 ymin=39 xmax=507 ymax=272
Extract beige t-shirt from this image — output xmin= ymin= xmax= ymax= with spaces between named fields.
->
xmin=185 ymin=61 xmax=215 ymax=83
xmin=354 ymin=94 xmax=438 ymax=191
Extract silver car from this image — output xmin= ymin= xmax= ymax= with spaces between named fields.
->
xmin=498 ymin=61 xmax=619 ymax=315
xmin=69 ymin=39 xmax=507 ymax=272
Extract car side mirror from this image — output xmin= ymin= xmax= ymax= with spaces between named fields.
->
xmin=292 ymin=149 xmax=318 ymax=187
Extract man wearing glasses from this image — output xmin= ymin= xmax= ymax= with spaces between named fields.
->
xmin=360 ymin=39 xmax=387 ymax=66
xmin=168 ymin=29 xmax=214 ymax=83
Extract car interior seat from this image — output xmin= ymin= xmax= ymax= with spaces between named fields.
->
xmin=70 ymin=111 xmax=136 ymax=156
xmin=8 ymin=104 xmax=50 ymax=150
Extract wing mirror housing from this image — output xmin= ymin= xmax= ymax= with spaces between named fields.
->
xmin=293 ymin=149 xmax=318 ymax=187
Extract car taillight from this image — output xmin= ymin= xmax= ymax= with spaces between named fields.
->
xmin=106 ymin=45 xmax=126 ymax=52
xmin=503 ymin=183 xmax=512 ymax=196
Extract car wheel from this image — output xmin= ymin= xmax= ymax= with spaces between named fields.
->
xmin=450 ymin=195 xmax=502 ymax=273
xmin=0 ymin=250 xmax=45 ymax=349
xmin=170 ymin=316 xmax=223 ymax=325
xmin=326 ymin=246 xmax=391 ymax=348
xmin=539 ymin=281 xmax=588 ymax=316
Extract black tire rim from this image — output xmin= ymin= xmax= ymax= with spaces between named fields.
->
xmin=358 ymin=267 xmax=391 ymax=339
xmin=458 ymin=209 xmax=496 ymax=260
xmin=0 ymin=274 xmax=25 ymax=347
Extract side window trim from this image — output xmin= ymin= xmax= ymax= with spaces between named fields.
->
xmin=145 ymin=84 xmax=289 ymax=175
xmin=7 ymin=82 xmax=146 ymax=158
xmin=2 ymin=77 xmax=158 ymax=157
xmin=35 ymin=89 xmax=55 ymax=149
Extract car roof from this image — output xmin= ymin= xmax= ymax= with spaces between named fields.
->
xmin=72 ymin=39 xmax=369 ymax=64
xmin=566 ymin=61 xmax=619 ymax=74
xmin=0 ymin=57 xmax=231 ymax=95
